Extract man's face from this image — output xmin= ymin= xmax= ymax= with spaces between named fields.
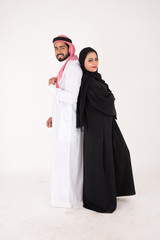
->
xmin=54 ymin=41 xmax=70 ymax=62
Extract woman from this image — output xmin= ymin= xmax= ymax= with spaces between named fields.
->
xmin=77 ymin=47 xmax=136 ymax=213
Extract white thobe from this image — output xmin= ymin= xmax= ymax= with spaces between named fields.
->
xmin=49 ymin=58 xmax=83 ymax=208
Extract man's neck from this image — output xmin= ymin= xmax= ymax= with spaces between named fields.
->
xmin=59 ymin=56 xmax=70 ymax=66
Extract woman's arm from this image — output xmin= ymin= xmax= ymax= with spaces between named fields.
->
xmin=87 ymin=80 xmax=116 ymax=117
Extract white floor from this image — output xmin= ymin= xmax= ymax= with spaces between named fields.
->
xmin=0 ymin=170 xmax=160 ymax=240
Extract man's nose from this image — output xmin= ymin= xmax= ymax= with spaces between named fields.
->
xmin=57 ymin=48 xmax=62 ymax=54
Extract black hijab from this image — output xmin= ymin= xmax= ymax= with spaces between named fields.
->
xmin=76 ymin=47 xmax=116 ymax=128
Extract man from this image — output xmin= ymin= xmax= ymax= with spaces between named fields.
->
xmin=46 ymin=35 xmax=83 ymax=208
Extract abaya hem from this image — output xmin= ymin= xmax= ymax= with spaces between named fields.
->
xmin=117 ymin=193 xmax=136 ymax=197
xmin=83 ymin=204 xmax=117 ymax=213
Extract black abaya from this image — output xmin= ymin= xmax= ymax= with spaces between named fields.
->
xmin=77 ymin=47 xmax=136 ymax=213
xmin=81 ymin=79 xmax=135 ymax=213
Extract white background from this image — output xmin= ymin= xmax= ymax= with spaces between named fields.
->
xmin=0 ymin=0 xmax=160 ymax=176
xmin=1 ymin=0 xmax=160 ymax=175
xmin=0 ymin=0 xmax=160 ymax=239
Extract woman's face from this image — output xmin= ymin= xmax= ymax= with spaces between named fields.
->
xmin=84 ymin=52 xmax=99 ymax=72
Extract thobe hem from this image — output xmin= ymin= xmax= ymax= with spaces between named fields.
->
xmin=51 ymin=199 xmax=82 ymax=208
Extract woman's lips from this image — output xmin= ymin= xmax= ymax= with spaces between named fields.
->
xmin=92 ymin=66 xmax=97 ymax=68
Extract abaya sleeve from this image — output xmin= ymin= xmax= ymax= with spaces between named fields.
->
xmin=87 ymin=79 xmax=117 ymax=117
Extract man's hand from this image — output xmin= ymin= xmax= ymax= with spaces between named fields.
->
xmin=46 ymin=117 xmax=52 ymax=128
xmin=49 ymin=77 xmax=57 ymax=86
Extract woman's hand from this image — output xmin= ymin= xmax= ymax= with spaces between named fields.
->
xmin=49 ymin=77 xmax=57 ymax=85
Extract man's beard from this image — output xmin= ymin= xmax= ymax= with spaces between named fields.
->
xmin=56 ymin=53 xmax=70 ymax=62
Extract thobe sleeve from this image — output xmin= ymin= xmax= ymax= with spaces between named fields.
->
xmin=49 ymin=66 xmax=82 ymax=104
xmin=87 ymin=79 xmax=116 ymax=116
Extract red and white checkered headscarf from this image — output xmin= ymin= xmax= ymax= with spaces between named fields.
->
xmin=53 ymin=35 xmax=78 ymax=88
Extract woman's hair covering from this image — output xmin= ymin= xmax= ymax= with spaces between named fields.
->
xmin=77 ymin=47 xmax=99 ymax=128
xmin=77 ymin=47 xmax=116 ymax=129
xmin=79 ymin=47 xmax=97 ymax=73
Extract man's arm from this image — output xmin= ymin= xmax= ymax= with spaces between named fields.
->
xmin=49 ymin=66 xmax=82 ymax=104
xmin=46 ymin=117 xmax=52 ymax=128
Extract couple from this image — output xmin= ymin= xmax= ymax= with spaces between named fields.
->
xmin=46 ymin=35 xmax=136 ymax=213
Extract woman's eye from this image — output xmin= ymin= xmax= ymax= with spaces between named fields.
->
xmin=88 ymin=60 xmax=93 ymax=62
xmin=95 ymin=58 xmax=99 ymax=61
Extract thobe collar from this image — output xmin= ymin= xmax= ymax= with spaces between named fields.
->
xmin=58 ymin=56 xmax=70 ymax=68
